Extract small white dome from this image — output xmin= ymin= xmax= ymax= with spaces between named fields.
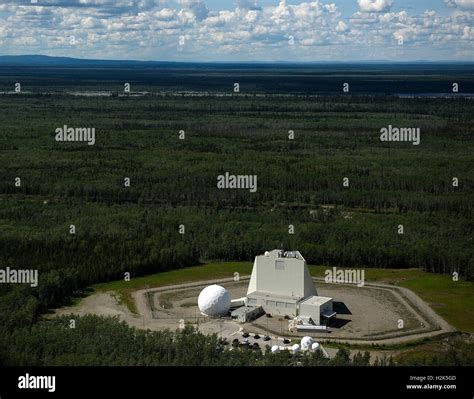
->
xmin=291 ymin=344 xmax=300 ymax=354
xmin=198 ymin=285 xmax=231 ymax=317
xmin=271 ymin=345 xmax=280 ymax=354
xmin=311 ymin=342 xmax=320 ymax=351
xmin=301 ymin=336 xmax=314 ymax=351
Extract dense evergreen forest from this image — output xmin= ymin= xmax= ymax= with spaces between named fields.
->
xmin=0 ymin=68 xmax=473 ymax=366
xmin=1 ymin=316 xmax=472 ymax=366
xmin=1 ymin=95 xmax=473 ymax=312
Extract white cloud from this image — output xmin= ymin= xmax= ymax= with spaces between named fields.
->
xmin=445 ymin=0 xmax=474 ymax=9
xmin=378 ymin=11 xmax=408 ymax=23
xmin=179 ymin=0 xmax=209 ymax=21
xmin=358 ymin=0 xmax=392 ymax=13
xmin=154 ymin=8 xmax=175 ymax=21
xmin=335 ymin=20 xmax=348 ymax=32
xmin=271 ymin=0 xmax=294 ymax=25
xmin=350 ymin=11 xmax=378 ymax=24
xmin=462 ymin=25 xmax=474 ymax=39
xmin=0 ymin=0 xmax=471 ymax=61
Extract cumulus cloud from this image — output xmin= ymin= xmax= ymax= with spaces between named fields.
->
xmin=445 ymin=0 xmax=474 ymax=9
xmin=335 ymin=20 xmax=348 ymax=32
xmin=0 ymin=0 xmax=471 ymax=61
xmin=358 ymin=0 xmax=392 ymax=13
xmin=350 ymin=11 xmax=378 ymax=24
xmin=271 ymin=0 xmax=294 ymax=25
xmin=179 ymin=0 xmax=209 ymax=21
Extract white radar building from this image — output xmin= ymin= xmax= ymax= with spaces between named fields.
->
xmin=198 ymin=284 xmax=231 ymax=317
xmin=230 ymin=249 xmax=337 ymax=327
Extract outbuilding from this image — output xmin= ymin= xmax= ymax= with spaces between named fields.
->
xmin=298 ymin=296 xmax=335 ymax=325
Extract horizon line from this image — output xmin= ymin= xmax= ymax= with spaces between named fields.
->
xmin=1 ymin=54 xmax=474 ymax=65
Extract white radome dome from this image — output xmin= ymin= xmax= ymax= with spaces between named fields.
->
xmin=301 ymin=336 xmax=314 ymax=351
xmin=198 ymin=284 xmax=231 ymax=317
xmin=291 ymin=344 xmax=300 ymax=354
xmin=311 ymin=342 xmax=320 ymax=351
xmin=271 ymin=345 xmax=280 ymax=354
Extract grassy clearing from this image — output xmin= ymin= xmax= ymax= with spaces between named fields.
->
xmin=91 ymin=262 xmax=474 ymax=332
xmin=392 ymin=343 xmax=446 ymax=363
xmin=322 ymin=333 xmax=458 ymax=351
xmin=323 ymin=335 xmax=461 ymax=365
xmin=400 ymin=275 xmax=474 ymax=333
xmin=93 ymin=262 xmax=252 ymax=292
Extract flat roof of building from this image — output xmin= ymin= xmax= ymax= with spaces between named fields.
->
xmin=258 ymin=249 xmax=305 ymax=261
xmin=299 ymin=295 xmax=333 ymax=306
xmin=321 ymin=310 xmax=337 ymax=318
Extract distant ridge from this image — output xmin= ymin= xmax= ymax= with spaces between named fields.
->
xmin=0 ymin=54 xmax=472 ymax=67
xmin=0 ymin=55 xmax=156 ymax=67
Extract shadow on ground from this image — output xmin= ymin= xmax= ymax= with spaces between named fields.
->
xmin=333 ymin=301 xmax=352 ymax=315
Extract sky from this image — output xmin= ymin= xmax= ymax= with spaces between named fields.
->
xmin=0 ymin=0 xmax=472 ymax=62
